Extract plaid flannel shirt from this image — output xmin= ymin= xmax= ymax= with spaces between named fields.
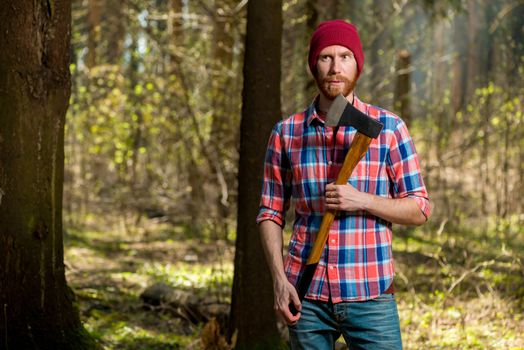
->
xmin=256 ymin=96 xmax=430 ymax=303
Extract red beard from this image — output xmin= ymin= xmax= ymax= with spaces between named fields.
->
xmin=317 ymin=75 xmax=357 ymax=100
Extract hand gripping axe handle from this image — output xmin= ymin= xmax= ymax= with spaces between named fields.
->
xmin=290 ymin=94 xmax=384 ymax=315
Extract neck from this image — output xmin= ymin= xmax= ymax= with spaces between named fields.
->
xmin=317 ymin=91 xmax=355 ymax=114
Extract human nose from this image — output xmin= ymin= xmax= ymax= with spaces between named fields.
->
xmin=330 ymin=57 xmax=341 ymax=74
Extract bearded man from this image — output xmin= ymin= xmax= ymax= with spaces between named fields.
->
xmin=257 ymin=20 xmax=430 ymax=350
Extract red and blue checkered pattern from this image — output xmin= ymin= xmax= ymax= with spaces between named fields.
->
xmin=256 ymin=96 xmax=430 ymax=303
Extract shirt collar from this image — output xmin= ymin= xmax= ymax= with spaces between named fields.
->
xmin=306 ymin=94 xmax=368 ymax=126
xmin=306 ymin=96 xmax=324 ymax=126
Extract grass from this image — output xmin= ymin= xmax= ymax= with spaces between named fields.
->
xmin=393 ymin=223 xmax=523 ymax=349
xmin=64 ymin=220 xmax=233 ymax=349
xmin=64 ymin=216 xmax=524 ymax=349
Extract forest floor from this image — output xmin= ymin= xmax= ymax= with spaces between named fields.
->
xmin=64 ymin=215 xmax=524 ymax=350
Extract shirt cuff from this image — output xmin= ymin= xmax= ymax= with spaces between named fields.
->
xmin=408 ymin=195 xmax=431 ymax=220
xmin=256 ymin=207 xmax=285 ymax=227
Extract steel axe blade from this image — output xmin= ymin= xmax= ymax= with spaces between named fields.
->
xmin=326 ymin=94 xmax=384 ymax=139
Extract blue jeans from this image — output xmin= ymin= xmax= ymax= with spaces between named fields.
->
xmin=289 ymin=294 xmax=402 ymax=350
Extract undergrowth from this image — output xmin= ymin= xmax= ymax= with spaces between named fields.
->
xmin=64 ymin=217 xmax=524 ymax=349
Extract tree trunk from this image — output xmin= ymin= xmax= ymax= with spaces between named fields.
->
xmin=394 ymin=49 xmax=411 ymax=126
xmin=105 ymin=0 xmax=126 ymax=65
xmin=302 ymin=0 xmax=320 ymax=98
xmin=0 ymin=1 xmax=99 ymax=348
xmin=432 ymin=20 xmax=451 ymax=219
xmin=466 ymin=0 xmax=481 ymax=98
xmin=169 ymin=0 xmax=184 ymax=48
xmin=127 ymin=30 xmax=143 ymax=195
xmin=368 ymin=0 xmax=389 ymax=106
xmin=229 ymin=0 xmax=283 ymax=347
xmin=86 ymin=0 xmax=101 ymax=69
xmin=210 ymin=0 xmax=238 ymax=240
xmin=508 ymin=4 xmax=524 ymax=218
xmin=451 ymin=12 xmax=467 ymax=115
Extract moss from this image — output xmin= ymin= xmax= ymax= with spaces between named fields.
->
xmin=63 ymin=325 xmax=103 ymax=350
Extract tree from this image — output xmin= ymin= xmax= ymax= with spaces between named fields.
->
xmin=86 ymin=0 xmax=101 ymax=69
xmin=229 ymin=0 xmax=283 ymax=347
xmin=0 ymin=1 xmax=98 ymax=348
xmin=210 ymin=0 xmax=241 ymax=240
xmin=394 ymin=49 xmax=412 ymax=126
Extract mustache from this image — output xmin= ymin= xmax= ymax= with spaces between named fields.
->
xmin=321 ymin=75 xmax=351 ymax=83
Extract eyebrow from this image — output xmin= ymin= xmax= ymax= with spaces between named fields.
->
xmin=319 ymin=50 xmax=353 ymax=57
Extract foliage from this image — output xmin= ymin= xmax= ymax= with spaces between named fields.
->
xmin=64 ymin=222 xmax=234 ymax=349
xmin=394 ymin=219 xmax=524 ymax=349
xmin=64 ymin=217 xmax=523 ymax=349
xmin=66 ymin=0 xmax=524 ymax=232
xmin=64 ymin=0 xmax=524 ymax=348
xmin=67 ymin=0 xmax=246 ymax=237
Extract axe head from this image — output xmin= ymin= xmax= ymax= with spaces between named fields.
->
xmin=326 ymin=94 xmax=384 ymax=138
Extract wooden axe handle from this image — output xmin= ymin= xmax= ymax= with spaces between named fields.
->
xmin=307 ymin=132 xmax=372 ymax=264
xmin=290 ymin=132 xmax=372 ymax=315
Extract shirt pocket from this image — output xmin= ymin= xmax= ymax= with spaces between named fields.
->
xmin=291 ymin=147 xmax=326 ymax=213
xmin=348 ymin=140 xmax=383 ymax=194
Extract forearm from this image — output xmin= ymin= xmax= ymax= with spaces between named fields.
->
xmin=259 ymin=219 xmax=302 ymax=323
xmin=362 ymin=194 xmax=427 ymax=226
xmin=259 ymin=220 xmax=287 ymax=284
xmin=326 ymin=183 xmax=427 ymax=226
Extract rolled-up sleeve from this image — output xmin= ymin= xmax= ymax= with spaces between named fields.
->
xmin=387 ymin=119 xmax=431 ymax=219
xmin=256 ymin=123 xmax=292 ymax=227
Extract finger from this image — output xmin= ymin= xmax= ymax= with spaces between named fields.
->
xmin=326 ymin=190 xmax=336 ymax=198
xmin=288 ymin=303 xmax=302 ymax=322
xmin=286 ymin=312 xmax=301 ymax=325
xmin=290 ymin=289 xmax=301 ymax=312
xmin=326 ymin=203 xmax=338 ymax=210
xmin=282 ymin=308 xmax=301 ymax=325
xmin=285 ymin=288 xmax=302 ymax=322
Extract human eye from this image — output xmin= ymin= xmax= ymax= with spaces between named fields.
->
xmin=319 ymin=55 xmax=332 ymax=62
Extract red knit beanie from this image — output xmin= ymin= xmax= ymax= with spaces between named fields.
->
xmin=308 ymin=20 xmax=364 ymax=77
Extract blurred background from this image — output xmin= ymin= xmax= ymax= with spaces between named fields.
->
xmin=62 ymin=0 xmax=523 ymax=348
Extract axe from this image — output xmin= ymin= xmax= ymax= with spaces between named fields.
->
xmin=290 ymin=94 xmax=384 ymax=315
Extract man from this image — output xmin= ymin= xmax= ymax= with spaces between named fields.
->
xmin=257 ymin=20 xmax=430 ymax=349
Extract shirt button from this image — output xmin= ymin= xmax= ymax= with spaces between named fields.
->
xmin=329 ymin=266 xmax=334 ymax=270
xmin=328 ymin=161 xmax=333 ymax=165
xmin=331 ymin=239 xmax=336 ymax=244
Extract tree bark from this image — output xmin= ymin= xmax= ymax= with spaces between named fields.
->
xmin=368 ymin=0 xmax=390 ymax=106
xmin=169 ymin=0 xmax=184 ymax=48
xmin=394 ymin=49 xmax=411 ymax=126
xmin=210 ymin=0 xmax=238 ymax=240
xmin=105 ymin=0 xmax=126 ymax=65
xmin=229 ymin=0 xmax=283 ymax=347
xmin=304 ymin=0 xmax=320 ymax=96
xmin=466 ymin=0 xmax=481 ymax=98
xmin=86 ymin=0 xmax=101 ymax=69
xmin=451 ymin=12 xmax=467 ymax=115
xmin=0 ymin=1 xmax=98 ymax=348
